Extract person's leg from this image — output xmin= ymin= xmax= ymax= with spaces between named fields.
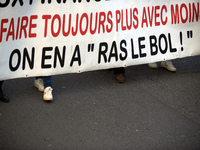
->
xmin=43 ymin=76 xmax=53 ymax=101
xmin=43 ymin=76 xmax=52 ymax=88
xmin=0 ymin=81 xmax=9 ymax=102
xmin=161 ymin=60 xmax=176 ymax=72
xmin=148 ymin=62 xmax=158 ymax=69
xmin=0 ymin=81 xmax=3 ymax=87
xmin=113 ymin=67 xmax=125 ymax=83
xmin=34 ymin=77 xmax=44 ymax=92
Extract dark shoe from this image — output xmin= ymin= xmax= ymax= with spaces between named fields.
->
xmin=116 ymin=74 xmax=125 ymax=83
xmin=0 ymin=93 xmax=9 ymax=102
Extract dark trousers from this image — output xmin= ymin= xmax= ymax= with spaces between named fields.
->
xmin=36 ymin=76 xmax=52 ymax=88
xmin=0 ymin=81 xmax=3 ymax=87
xmin=0 ymin=81 xmax=3 ymax=93
xmin=113 ymin=67 xmax=125 ymax=75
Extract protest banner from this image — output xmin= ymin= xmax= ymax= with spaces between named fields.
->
xmin=0 ymin=0 xmax=199 ymax=80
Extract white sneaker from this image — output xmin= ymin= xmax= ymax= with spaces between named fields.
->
xmin=148 ymin=63 xmax=158 ymax=69
xmin=34 ymin=78 xmax=44 ymax=92
xmin=161 ymin=60 xmax=176 ymax=72
xmin=43 ymin=87 xmax=53 ymax=101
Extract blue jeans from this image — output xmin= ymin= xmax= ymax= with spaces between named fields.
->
xmin=36 ymin=76 xmax=52 ymax=88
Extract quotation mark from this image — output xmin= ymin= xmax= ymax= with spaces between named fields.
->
xmin=88 ymin=44 xmax=94 ymax=52
xmin=180 ymin=30 xmax=193 ymax=51
xmin=187 ymin=30 xmax=193 ymax=39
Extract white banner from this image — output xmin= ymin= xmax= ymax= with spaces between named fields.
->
xmin=0 ymin=0 xmax=200 ymax=80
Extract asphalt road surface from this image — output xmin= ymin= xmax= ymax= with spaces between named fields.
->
xmin=0 ymin=56 xmax=200 ymax=150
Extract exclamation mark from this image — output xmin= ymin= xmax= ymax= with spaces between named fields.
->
xmin=180 ymin=32 xmax=183 ymax=51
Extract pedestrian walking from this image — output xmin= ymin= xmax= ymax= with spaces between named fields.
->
xmin=34 ymin=76 xmax=53 ymax=101
xmin=148 ymin=60 xmax=176 ymax=72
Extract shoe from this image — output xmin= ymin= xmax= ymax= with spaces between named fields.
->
xmin=0 ymin=92 xmax=9 ymax=102
xmin=161 ymin=60 xmax=176 ymax=72
xmin=43 ymin=87 xmax=53 ymax=101
xmin=116 ymin=74 xmax=125 ymax=83
xmin=34 ymin=78 xmax=44 ymax=92
xmin=148 ymin=63 xmax=158 ymax=69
